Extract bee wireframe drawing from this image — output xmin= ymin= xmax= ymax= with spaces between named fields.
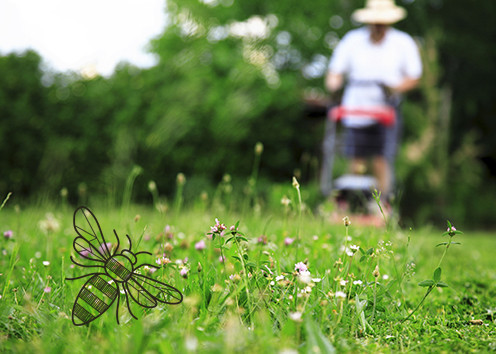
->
xmin=66 ymin=206 xmax=183 ymax=326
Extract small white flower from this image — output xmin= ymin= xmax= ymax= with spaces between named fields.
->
xmin=312 ymin=278 xmax=322 ymax=283
xmin=350 ymin=245 xmax=360 ymax=252
xmin=289 ymin=311 xmax=302 ymax=322
xmin=353 ymin=280 xmax=363 ymax=286
xmin=298 ymin=270 xmax=312 ymax=284
xmin=339 ymin=279 xmax=348 ymax=287
xmin=382 ymin=274 xmax=389 ymax=280
xmin=42 ymin=261 xmax=50 ymax=266
xmin=275 ymin=275 xmax=285 ymax=281
xmin=335 ymin=291 xmax=346 ymax=299
xmin=185 ymin=335 xmax=198 ymax=352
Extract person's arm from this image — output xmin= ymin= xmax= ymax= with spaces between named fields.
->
xmin=391 ymin=76 xmax=420 ymax=94
xmin=325 ymin=72 xmax=344 ymax=93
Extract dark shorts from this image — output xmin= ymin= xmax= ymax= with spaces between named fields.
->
xmin=344 ymin=124 xmax=386 ymax=157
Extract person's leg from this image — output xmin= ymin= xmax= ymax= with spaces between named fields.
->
xmin=350 ymin=158 xmax=367 ymax=175
xmin=373 ymin=155 xmax=391 ymax=197
xmin=384 ymin=109 xmax=402 ymax=195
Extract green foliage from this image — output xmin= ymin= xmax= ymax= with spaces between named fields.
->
xmin=1 ymin=1 xmax=496 ymax=227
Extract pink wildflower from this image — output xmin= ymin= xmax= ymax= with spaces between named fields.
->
xmin=44 ymin=287 xmax=52 ymax=293
xmin=156 ymin=256 xmax=171 ymax=265
xmin=284 ymin=237 xmax=294 ymax=246
xmin=257 ymin=235 xmax=268 ymax=245
xmin=3 ymin=230 xmax=13 ymax=240
xmin=447 ymin=225 xmax=457 ymax=236
xmin=210 ymin=218 xmax=226 ymax=234
xmin=180 ymin=267 xmax=189 ymax=278
xmin=294 ymin=262 xmax=308 ymax=273
xmin=165 ymin=225 xmax=174 ymax=239
xmin=195 ymin=240 xmax=206 ymax=251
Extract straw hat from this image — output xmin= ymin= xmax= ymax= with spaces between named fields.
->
xmin=352 ymin=0 xmax=407 ymax=25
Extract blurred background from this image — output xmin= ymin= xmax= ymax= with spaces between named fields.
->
xmin=0 ymin=0 xmax=495 ymax=228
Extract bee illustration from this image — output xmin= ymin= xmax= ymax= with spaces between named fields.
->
xmin=66 ymin=206 xmax=183 ymax=326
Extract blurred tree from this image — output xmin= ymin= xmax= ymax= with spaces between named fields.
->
xmin=0 ymin=51 xmax=49 ymax=195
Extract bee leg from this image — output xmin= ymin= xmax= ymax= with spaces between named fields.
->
xmin=115 ymin=283 xmax=121 ymax=325
xmin=123 ymin=284 xmax=138 ymax=320
xmin=66 ymin=272 xmax=99 ymax=281
xmin=69 ymin=256 xmax=104 ymax=269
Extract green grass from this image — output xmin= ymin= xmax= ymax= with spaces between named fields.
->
xmin=0 ymin=199 xmax=495 ymax=353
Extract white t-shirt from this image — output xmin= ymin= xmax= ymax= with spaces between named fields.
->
xmin=328 ymin=27 xmax=422 ymax=127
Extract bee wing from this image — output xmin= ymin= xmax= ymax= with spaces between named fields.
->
xmin=73 ymin=236 xmax=106 ymax=262
xmin=128 ymin=273 xmax=183 ymax=307
xmin=73 ymin=206 xmax=115 ymax=260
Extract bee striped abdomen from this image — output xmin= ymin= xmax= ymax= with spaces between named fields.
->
xmin=72 ymin=274 xmax=117 ymax=325
xmin=80 ymin=287 xmax=110 ymax=313
xmin=89 ymin=274 xmax=118 ymax=298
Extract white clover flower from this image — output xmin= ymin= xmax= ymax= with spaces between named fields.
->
xmin=350 ymin=244 xmax=360 ymax=252
xmin=281 ymin=196 xmax=291 ymax=207
xmin=289 ymin=311 xmax=303 ymax=322
xmin=298 ymin=270 xmax=312 ymax=284
xmin=38 ymin=213 xmax=61 ymax=234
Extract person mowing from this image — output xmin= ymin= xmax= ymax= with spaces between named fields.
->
xmin=325 ymin=0 xmax=422 ymax=208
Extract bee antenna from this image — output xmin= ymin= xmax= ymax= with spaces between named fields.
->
xmin=113 ymin=230 xmax=121 ymax=255
xmin=126 ymin=234 xmax=133 ymax=251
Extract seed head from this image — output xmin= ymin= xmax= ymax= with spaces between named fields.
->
xmin=292 ymin=177 xmax=300 ymax=189
xmin=176 ymin=173 xmax=186 ymax=186
xmin=148 ymin=180 xmax=157 ymax=192
xmin=254 ymin=142 xmax=264 ymax=156
xmin=372 ymin=265 xmax=380 ymax=278
xmin=343 ymin=216 xmax=351 ymax=227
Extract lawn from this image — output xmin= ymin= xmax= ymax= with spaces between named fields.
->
xmin=0 ymin=196 xmax=495 ymax=353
